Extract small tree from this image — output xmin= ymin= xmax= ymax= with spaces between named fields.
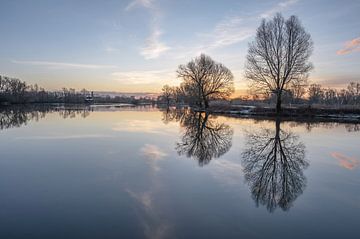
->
xmin=177 ymin=54 xmax=234 ymax=108
xmin=245 ymin=13 xmax=313 ymax=114
xmin=308 ymin=84 xmax=323 ymax=104
xmin=160 ymin=85 xmax=173 ymax=106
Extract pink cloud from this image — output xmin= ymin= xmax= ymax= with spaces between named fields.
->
xmin=331 ymin=152 xmax=359 ymax=170
xmin=336 ymin=37 xmax=360 ymax=55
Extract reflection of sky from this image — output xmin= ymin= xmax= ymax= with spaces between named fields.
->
xmin=0 ymin=108 xmax=359 ymax=238
xmin=331 ymin=152 xmax=359 ymax=170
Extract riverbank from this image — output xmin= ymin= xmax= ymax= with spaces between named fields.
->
xmin=195 ymin=104 xmax=360 ymax=123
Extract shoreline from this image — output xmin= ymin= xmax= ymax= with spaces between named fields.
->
xmin=1 ymin=103 xmax=360 ymax=123
xmin=193 ymin=105 xmax=360 ymax=123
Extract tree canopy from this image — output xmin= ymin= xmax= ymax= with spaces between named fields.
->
xmin=177 ymin=54 xmax=234 ymax=108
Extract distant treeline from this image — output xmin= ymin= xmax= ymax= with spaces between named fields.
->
xmin=307 ymin=82 xmax=360 ymax=105
xmin=0 ymin=75 xmax=155 ymax=105
xmin=158 ymin=81 xmax=360 ymax=107
xmin=238 ymin=82 xmax=360 ymax=106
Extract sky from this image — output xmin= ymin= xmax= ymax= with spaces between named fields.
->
xmin=0 ymin=0 xmax=359 ymax=95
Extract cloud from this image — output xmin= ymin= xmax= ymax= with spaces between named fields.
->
xmin=140 ymin=28 xmax=170 ymax=59
xmin=170 ymin=17 xmax=254 ymax=59
xmin=104 ymin=47 xmax=119 ymax=53
xmin=111 ymin=69 xmax=176 ymax=85
xmin=210 ymin=16 xmax=254 ymax=48
xmin=12 ymin=60 xmax=117 ymax=69
xmin=125 ymin=0 xmax=154 ymax=11
xmin=171 ymin=0 xmax=298 ymax=59
xmin=331 ymin=152 xmax=359 ymax=170
xmin=336 ymin=37 xmax=360 ymax=55
xmin=125 ymin=0 xmax=169 ymax=59
xmin=260 ymin=0 xmax=299 ymax=18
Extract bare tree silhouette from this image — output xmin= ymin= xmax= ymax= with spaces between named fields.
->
xmin=241 ymin=119 xmax=308 ymax=212
xmin=176 ymin=111 xmax=233 ymax=166
xmin=177 ymin=54 xmax=234 ymax=108
xmin=245 ymin=13 xmax=313 ymax=114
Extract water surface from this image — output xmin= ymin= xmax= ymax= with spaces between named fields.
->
xmin=0 ymin=106 xmax=359 ymax=238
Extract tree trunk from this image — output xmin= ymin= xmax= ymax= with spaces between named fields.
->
xmin=275 ymin=117 xmax=281 ymax=138
xmin=204 ymin=98 xmax=209 ymax=109
xmin=276 ymin=93 xmax=282 ymax=115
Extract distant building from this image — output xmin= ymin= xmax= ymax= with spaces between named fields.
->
xmin=85 ymin=91 xmax=94 ymax=103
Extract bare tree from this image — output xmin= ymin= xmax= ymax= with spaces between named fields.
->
xmin=245 ymin=13 xmax=313 ymax=114
xmin=160 ymin=85 xmax=173 ymax=106
xmin=308 ymin=83 xmax=323 ymax=104
xmin=347 ymin=82 xmax=360 ymax=104
xmin=177 ymin=54 xmax=235 ymax=108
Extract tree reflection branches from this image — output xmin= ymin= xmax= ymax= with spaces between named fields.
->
xmin=242 ymin=119 xmax=308 ymax=212
xmin=0 ymin=105 xmax=91 ymax=130
xmin=162 ymin=109 xmax=234 ymax=166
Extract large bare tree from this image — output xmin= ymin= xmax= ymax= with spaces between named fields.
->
xmin=245 ymin=13 xmax=313 ymax=114
xmin=177 ymin=54 xmax=234 ymax=108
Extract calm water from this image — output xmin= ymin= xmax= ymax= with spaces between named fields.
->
xmin=0 ymin=105 xmax=359 ymax=239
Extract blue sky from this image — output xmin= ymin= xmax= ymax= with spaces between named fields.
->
xmin=0 ymin=0 xmax=359 ymax=94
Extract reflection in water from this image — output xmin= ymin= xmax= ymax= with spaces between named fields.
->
xmin=241 ymin=119 xmax=309 ymax=212
xmin=288 ymin=120 xmax=360 ymax=133
xmin=331 ymin=152 xmax=360 ymax=170
xmin=0 ymin=105 xmax=91 ymax=130
xmin=345 ymin=123 xmax=360 ymax=132
xmin=162 ymin=109 xmax=233 ymax=166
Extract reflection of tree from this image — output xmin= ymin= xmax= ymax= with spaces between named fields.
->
xmin=160 ymin=107 xmax=185 ymax=124
xmin=0 ymin=105 xmax=91 ymax=131
xmin=345 ymin=123 xmax=360 ymax=132
xmin=176 ymin=111 xmax=233 ymax=166
xmin=241 ymin=119 xmax=308 ymax=212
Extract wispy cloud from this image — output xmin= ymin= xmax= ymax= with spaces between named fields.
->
xmin=140 ymin=28 xmax=170 ymax=59
xmin=12 ymin=60 xmax=117 ymax=69
xmin=260 ymin=0 xmax=299 ymax=18
xmin=125 ymin=0 xmax=154 ymax=11
xmin=209 ymin=16 xmax=254 ymax=49
xmin=171 ymin=0 xmax=297 ymax=59
xmin=104 ymin=46 xmax=120 ymax=53
xmin=336 ymin=37 xmax=360 ymax=55
xmin=125 ymin=0 xmax=170 ymax=59
xmin=111 ymin=69 xmax=176 ymax=85
xmin=170 ymin=17 xmax=254 ymax=59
